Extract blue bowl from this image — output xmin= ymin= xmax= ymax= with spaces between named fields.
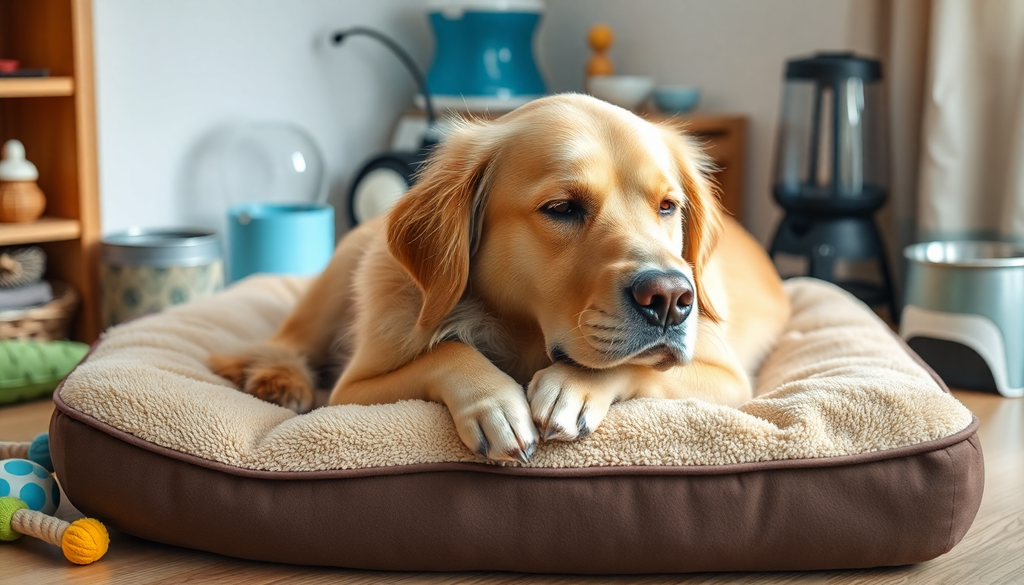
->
xmin=653 ymin=86 xmax=701 ymax=115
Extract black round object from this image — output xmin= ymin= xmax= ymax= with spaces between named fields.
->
xmin=347 ymin=150 xmax=428 ymax=226
xmin=785 ymin=52 xmax=882 ymax=82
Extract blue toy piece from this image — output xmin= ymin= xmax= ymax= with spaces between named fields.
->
xmin=28 ymin=433 xmax=52 ymax=472
xmin=0 ymin=432 xmax=53 ymax=472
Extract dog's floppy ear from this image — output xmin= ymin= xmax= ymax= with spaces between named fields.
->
xmin=660 ymin=126 xmax=724 ymax=323
xmin=387 ymin=119 xmax=498 ymax=330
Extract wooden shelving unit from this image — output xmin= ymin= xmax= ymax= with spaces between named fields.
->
xmin=0 ymin=76 xmax=74 ymax=98
xmin=0 ymin=216 xmax=81 ymax=245
xmin=0 ymin=0 xmax=101 ymax=342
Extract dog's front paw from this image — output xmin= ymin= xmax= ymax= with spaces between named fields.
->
xmin=244 ymin=362 xmax=314 ymax=413
xmin=528 ymin=363 xmax=623 ymax=442
xmin=445 ymin=379 xmax=538 ymax=463
xmin=208 ymin=353 xmax=251 ymax=388
xmin=208 ymin=345 xmax=315 ymax=413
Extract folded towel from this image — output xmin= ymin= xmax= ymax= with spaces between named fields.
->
xmin=0 ymin=280 xmax=53 ymax=311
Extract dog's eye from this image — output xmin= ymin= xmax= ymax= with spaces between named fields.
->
xmin=543 ymin=200 xmax=583 ymax=219
xmin=659 ymin=200 xmax=678 ymax=215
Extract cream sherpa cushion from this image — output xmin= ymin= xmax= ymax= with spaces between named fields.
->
xmin=57 ymin=276 xmax=972 ymax=472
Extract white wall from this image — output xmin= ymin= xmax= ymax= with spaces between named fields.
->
xmin=93 ymin=0 xmax=433 ymax=235
xmin=94 ymin=0 xmax=876 ymax=244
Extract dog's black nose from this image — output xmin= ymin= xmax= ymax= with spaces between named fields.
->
xmin=629 ymin=270 xmax=694 ymax=328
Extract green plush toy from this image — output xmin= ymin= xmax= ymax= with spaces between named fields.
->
xmin=0 ymin=340 xmax=89 ymax=405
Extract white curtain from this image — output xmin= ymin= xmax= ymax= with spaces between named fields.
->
xmin=914 ymin=0 xmax=1024 ymax=242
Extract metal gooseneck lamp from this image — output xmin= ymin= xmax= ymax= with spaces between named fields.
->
xmin=331 ymin=27 xmax=440 ymax=226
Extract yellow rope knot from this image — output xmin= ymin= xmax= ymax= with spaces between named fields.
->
xmin=61 ymin=518 xmax=109 ymax=565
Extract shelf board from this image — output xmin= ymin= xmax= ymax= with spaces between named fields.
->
xmin=0 ymin=216 xmax=82 ymax=245
xmin=0 ymin=77 xmax=75 ymax=98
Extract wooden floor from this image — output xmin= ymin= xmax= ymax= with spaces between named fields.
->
xmin=0 ymin=391 xmax=1020 ymax=585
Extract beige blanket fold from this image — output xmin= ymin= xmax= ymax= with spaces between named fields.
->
xmin=59 ymin=276 xmax=973 ymax=471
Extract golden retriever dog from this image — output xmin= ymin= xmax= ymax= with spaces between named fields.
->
xmin=209 ymin=93 xmax=790 ymax=463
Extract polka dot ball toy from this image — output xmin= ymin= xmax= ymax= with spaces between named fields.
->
xmin=0 ymin=458 xmax=59 ymax=515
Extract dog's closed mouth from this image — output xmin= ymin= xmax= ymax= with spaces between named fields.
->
xmin=550 ymin=346 xmax=587 ymax=368
xmin=632 ymin=344 xmax=686 ymax=370
xmin=552 ymin=342 xmax=684 ymax=371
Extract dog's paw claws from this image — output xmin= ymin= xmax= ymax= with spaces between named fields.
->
xmin=522 ymin=441 xmax=537 ymax=460
xmin=577 ymin=409 xmax=592 ymax=437
xmin=476 ymin=435 xmax=490 ymax=458
xmin=528 ymin=362 xmax=619 ymax=442
xmin=452 ymin=382 xmax=539 ymax=463
xmin=509 ymin=449 xmax=530 ymax=464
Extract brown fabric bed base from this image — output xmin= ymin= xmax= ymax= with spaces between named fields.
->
xmin=50 ymin=401 xmax=983 ymax=573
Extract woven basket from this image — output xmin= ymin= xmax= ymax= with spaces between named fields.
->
xmin=0 ymin=281 xmax=79 ymax=341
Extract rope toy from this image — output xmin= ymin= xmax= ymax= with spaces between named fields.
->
xmin=0 ymin=497 xmax=108 ymax=564
xmin=0 ymin=433 xmax=109 ymax=564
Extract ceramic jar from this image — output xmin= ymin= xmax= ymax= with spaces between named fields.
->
xmin=100 ymin=229 xmax=223 ymax=328
xmin=0 ymin=140 xmax=46 ymax=223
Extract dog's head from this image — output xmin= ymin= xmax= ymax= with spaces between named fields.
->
xmin=387 ymin=94 xmax=722 ymax=370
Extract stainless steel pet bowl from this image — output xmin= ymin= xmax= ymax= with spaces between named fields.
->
xmin=901 ymin=240 xmax=1024 ymax=397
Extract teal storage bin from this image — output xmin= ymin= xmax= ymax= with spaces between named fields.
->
xmin=227 ymin=203 xmax=335 ymax=282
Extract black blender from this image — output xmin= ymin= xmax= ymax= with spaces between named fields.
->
xmin=768 ymin=52 xmax=896 ymax=319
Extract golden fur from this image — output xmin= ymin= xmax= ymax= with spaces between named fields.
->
xmin=209 ymin=94 xmax=790 ymax=462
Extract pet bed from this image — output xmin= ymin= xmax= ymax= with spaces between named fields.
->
xmin=49 ymin=276 xmax=983 ymax=573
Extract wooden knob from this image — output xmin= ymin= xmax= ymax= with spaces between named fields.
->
xmin=586 ymin=24 xmax=615 ymax=77
xmin=588 ymin=24 xmax=614 ymax=52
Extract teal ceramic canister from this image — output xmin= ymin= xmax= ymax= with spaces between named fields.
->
xmin=100 ymin=229 xmax=224 ymax=329
xmin=227 ymin=202 xmax=334 ymax=282
xmin=426 ymin=0 xmax=547 ymax=109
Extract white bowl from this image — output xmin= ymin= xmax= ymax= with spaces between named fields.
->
xmin=587 ymin=75 xmax=655 ymax=111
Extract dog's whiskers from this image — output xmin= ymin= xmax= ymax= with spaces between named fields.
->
xmin=562 ymin=307 xmax=665 ymax=368
xmin=574 ymin=308 xmax=630 ymax=355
